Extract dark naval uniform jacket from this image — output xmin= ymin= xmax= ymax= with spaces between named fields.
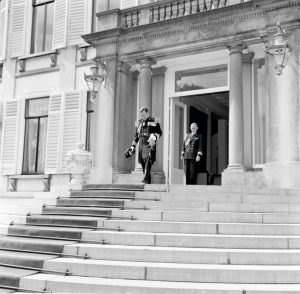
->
xmin=132 ymin=116 xmax=162 ymax=163
xmin=182 ymin=133 xmax=203 ymax=160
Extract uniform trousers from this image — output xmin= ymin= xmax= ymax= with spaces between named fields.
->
xmin=184 ymin=159 xmax=197 ymax=185
xmin=141 ymin=159 xmax=152 ymax=184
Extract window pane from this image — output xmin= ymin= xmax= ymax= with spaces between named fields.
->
xmin=87 ymin=93 xmax=95 ymax=111
xmin=26 ymin=98 xmax=49 ymax=117
xmin=44 ymin=2 xmax=54 ymax=51
xmin=31 ymin=1 xmax=54 ymax=53
xmin=175 ymin=65 xmax=228 ymax=92
xmin=31 ymin=5 xmax=46 ymax=53
xmin=174 ymin=105 xmax=184 ymax=170
xmin=37 ymin=117 xmax=48 ymax=172
xmin=23 ymin=119 xmax=38 ymax=173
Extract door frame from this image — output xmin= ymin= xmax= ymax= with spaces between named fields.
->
xmin=167 ymin=87 xmax=229 ymax=185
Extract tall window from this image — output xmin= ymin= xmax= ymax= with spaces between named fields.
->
xmin=23 ymin=98 xmax=49 ymax=174
xmin=86 ymin=93 xmax=94 ymax=151
xmin=30 ymin=0 xmax=54 ymax=54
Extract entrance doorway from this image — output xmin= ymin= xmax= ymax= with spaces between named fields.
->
xmin=169 ymin=92 xmax=229 ymax=185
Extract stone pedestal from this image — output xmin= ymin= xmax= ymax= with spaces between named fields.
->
xmin=66 ymin=143 xmax=92 ymax=190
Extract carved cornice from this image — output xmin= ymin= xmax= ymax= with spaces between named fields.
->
xmin=255 ymin=0 xmax=300 ymax=13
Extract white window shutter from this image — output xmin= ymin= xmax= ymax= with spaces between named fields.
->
xmin=45 ymin=94 xmax=63 ymax=174
xmin=9 ymin=0 xmax=26 ymax=58
xmin=52 ymin=0 xmax=68 ymax=50
xmin=0 ymin=0 xmax=8 ymax=61
xmin=61 ymin=90 xmax=84 ymax=173
xmin=121 ymin=0 xmax=138 ymax=9
xmin=0 ymin=100 xmax=20 ymax=175
xmin=68 ymin=0 xmax=88 ymax=45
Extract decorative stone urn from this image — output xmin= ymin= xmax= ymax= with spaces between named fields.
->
xmin=66 ymin=143 xmax=92 ymax=191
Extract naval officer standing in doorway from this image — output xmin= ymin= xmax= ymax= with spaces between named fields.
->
xmin=181 ymin=122 xmax=203 ymax=185
xmin=124 ymin=107 xmax=162 ymax=184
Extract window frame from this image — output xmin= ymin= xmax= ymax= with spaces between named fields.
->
xmin=30 ymin=0 xmax=55 ymax=54
xmin=22 ymin=97 xmax=49 ymax=174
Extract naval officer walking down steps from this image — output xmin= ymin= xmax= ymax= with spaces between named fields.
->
xmin=124 ymin=107 xmax=162 ymax=184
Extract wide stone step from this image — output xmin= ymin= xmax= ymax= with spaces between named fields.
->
xmin=81 ymin=231 xmax=300 ymax=249
xmin=83 ymin=184 xmax=144 ymax=191
xmin=42 ymin=206 xmax=113 ymax=217
xmin=167 ymin=185 xmax=300 ymax=196
xmin=7 ymin=225 xmax=91 ymax=240
xmin=136 ymin=191 xmax=300 ymax=204
xmin=43 ymin=258 xmax=300 ymax=283
xmin=0 ymin=250 xmax=57 ymax=268
xmin=57 ymin=198 xmax=125 ymax=207
xmin=26 ymin=215 xmax=103 ymax=228
xmin=70 ymin=191 xmax=135 ymax=199
xmin=110 ymin=210 xmax=300 ymax=223
xmin=0 ymin=266 xmax=37 ymax=288
xmin=18 ymin=274 xmax=300 ymax=293
xmin=100 ymin=220 xmax=300 ymax=235
xmin=0 ymin=236 xmax=75 ymax=253
xmin=64 ymin=244 xmax=300 ymax=265
xmin=209 ymin=203 xmax=300 ymax=213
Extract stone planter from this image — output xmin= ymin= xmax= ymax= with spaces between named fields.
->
xmin=66 ymin=143 xmax=92 ymax=190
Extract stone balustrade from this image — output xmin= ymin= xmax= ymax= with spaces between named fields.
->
xmin=121 ymin=0 xmax=251 ymax=29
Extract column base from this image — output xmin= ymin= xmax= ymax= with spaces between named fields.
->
xmin=222 ymin=168 xmax=265 ymax=188
xmin=88 ymin=166 xmax=113 ymax=184
xmin=263 ymin=162 xmax=300 ymax=189
xmin=226 ymin=164 xmax=245 ymax=172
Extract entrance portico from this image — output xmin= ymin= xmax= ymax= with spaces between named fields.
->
xmin=83 ymin=0 xmax=300 ymax=189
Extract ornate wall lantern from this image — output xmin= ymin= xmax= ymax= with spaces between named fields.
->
xmin=265 ymin=22 xmax=291 ymax=75
xmin=84 ymin=58 xmax=106 ymax=100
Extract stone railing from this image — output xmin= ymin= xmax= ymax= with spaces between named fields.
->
xmin=121 ymin=0 xmax=251 ymax=29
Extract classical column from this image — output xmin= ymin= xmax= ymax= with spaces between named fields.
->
xmin=151 ymin=66 xmax=167 ymax=183
xmin=89 ymin=59 xmax=117 ymax=184
xmin=113 ymin=61 xmax=131 ymax=174
xmin=137 ymin=58 xmax=156 ymax=114
xmin=133 ymin=58 xmax=156 ymax=174
xmin=206 ymin=109 xmax=212 ymax=173
xmin=227 ymin=43 xmax=244 ymax=171
xmin=242 ymin=52 xmax=254 ymax=169
xmin=263 ymin=29 xmax=300 ymax=188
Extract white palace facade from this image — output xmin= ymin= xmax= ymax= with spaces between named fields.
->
xmin=0 ymin=0 xmax=300 ymax=194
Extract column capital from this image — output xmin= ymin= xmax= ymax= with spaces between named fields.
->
xmin=242 ymin=52 xmax=255 ymax=64
xmin=136 ymin=57 xmax=157 ymax=68
xmin=117 ymin=61 xmax=131 ymax=74
xmin=152 ymin=66 xmax=167 ymax=76
xmin=227 ymin=42 xmax=246 ymax=54
xmin=132 ymin=70 xmax=140 ymax=79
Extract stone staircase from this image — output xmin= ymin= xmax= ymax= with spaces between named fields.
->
xmin=1 ymin=184 xmax=300 ymax=293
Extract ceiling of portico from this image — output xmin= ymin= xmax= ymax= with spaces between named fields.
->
xmin=182 ymin=92 xmax=229 ymax=119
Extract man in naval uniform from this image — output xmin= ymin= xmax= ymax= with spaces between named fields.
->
xmin=124 ymin=107 xmax=162 ymax=184
xmin=181 ymin=122 xmax=203 ymax=185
